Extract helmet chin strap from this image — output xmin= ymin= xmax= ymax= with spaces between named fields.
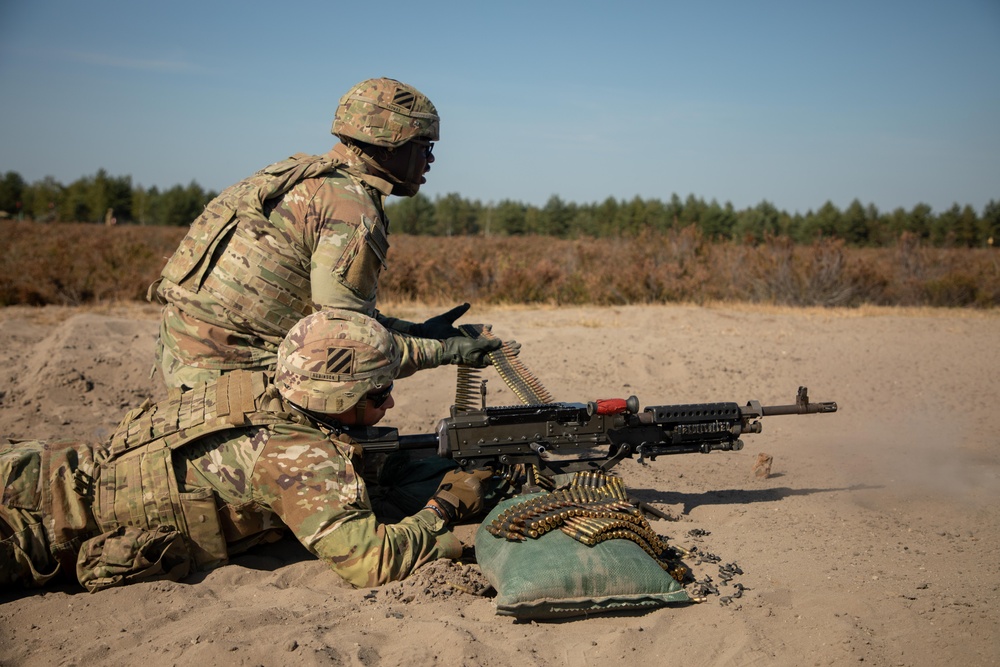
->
xmin=392 ymin=148 xmax=423 ymax=197
xmin=353 ymin=397 xmax=368 ymax=423
xmin=347 ymin=143 xmax=402 ymax=183
xmin=346 ymin=142 xmax=421 ymax=196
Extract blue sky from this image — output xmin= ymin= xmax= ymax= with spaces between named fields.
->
xmin=1 ymin=0 xmax=998 ymax=215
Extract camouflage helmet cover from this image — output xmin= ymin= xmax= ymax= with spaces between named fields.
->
xmin=276 ymin=309 xmax=400 ymax=414
xmin=331 ymin=77 xmax=440 ymax=148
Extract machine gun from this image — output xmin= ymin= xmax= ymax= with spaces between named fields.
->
xmin=352 ymin=386 xmax=837 ymax=483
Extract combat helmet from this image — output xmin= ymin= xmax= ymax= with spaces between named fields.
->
xmin=332 ymin=77 xmax=439 ymax=148
xmin=275 ymin=309 xmax=399 ymax=414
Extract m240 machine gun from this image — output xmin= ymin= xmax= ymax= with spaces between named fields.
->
xmin=353 ymin=386 xmax=837 ymax=482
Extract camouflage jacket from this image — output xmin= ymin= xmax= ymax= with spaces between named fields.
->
xmin=151 ymin=143 xmax=439 ymax=388
xmin=0 ymin=371 xmax=460 ymax=590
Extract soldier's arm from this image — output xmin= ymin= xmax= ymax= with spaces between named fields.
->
xmin=388 ymin=331 xmax=444 ymax=379
xmin=251 ymin=423 xmax=461 ymax=587
xmin=303 ymin=176 xmax=385 ymax=314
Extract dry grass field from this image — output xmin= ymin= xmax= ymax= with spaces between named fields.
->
xmin=2 ymin=221 xmax=997 ymax=308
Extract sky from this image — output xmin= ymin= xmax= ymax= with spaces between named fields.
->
xmin=1 ymin=0 xmax=998 ymax=215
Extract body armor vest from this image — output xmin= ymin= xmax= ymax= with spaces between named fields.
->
xmin=154 ymin=152 xmax=388 ymax=338
xmin=93 ymin=371 xmax=297 ymax=567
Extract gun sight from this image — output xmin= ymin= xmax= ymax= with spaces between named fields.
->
xmin=756 ymin=386 xmax=838 ymax=417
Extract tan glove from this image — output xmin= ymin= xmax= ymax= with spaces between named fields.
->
xmin=429 ymin=469 xmax=494 ymax=523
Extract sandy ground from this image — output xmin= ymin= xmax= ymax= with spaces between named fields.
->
xmin=0 ymin=302 xmax=998 ymax=667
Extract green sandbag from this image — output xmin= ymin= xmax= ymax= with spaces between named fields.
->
xmin=475 ymin=493 xmax=691 ymax=620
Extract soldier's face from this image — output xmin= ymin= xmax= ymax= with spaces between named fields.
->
xmin=368 ymin=392 xmax=394 ymax=424
xmin=337 ymin=391 xmax=395 ymax=427
xmin=384 ymin=141 xmax=434 ymax=197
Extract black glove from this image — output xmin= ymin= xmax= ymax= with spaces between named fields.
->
xmin=411 ymin=303 xmax=471 ymax=339
xmin=440 ymin=336 xmax=506 ymax=367
xmin=430 ymin=469 xmax=493 ymax=523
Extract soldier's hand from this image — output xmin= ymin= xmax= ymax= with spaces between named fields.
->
xmin=411 ymin=303 xmax=471 ymax=339
xmin=430 ymin=469 xmax=493 ymax=523
xmin=440 ymin=336 xmax=507 ymax=367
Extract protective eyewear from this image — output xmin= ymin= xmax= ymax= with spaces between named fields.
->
xmin=367 ymin=384 xmax=393 ymax=409
xmin=415 ymin=141 xmax=434 ymax=159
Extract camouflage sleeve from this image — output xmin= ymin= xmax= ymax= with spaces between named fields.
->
xmin=250 ymin=423 xmax=461 ymax=587
xmin=388 ymin=330 xmax=445 ymax=379
xmin=300 ymin=175 xmax=386 ymax=315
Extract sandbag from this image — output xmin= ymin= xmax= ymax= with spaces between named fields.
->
xmin=475 ymin=492 xmax=691 ymax=620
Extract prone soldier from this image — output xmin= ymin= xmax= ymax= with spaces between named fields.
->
xmin=0 ymin=310 xmax=499 ymax=592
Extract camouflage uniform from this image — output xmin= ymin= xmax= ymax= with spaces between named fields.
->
xmin=151 ymin=78 xmax=441 ymax=389
xmin=152 ymin=144 xmax=415 ymax=389
xmin=0 ymin=370 xmax=459 ymax=592
xmin=0 ymin=440 xmax=101 ymax=588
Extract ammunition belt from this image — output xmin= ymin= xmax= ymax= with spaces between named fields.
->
xmin=484 ymin=471 xmax=688 ymax=581
xmin=456 ymin=323 xmax=554 ymax=407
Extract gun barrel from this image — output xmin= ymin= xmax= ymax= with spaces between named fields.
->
xmin=353 ymin=430 xmax=439 ymax=454
xmin=761 ymin=401 xmax=838 ymax=416
xmin=398 ymin=433 xmax=440 ymax=450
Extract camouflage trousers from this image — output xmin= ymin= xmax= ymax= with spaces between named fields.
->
xmin=155 ymin=338 xmax=225 ymax=390
xmin=0 ymin=442 xmax=70 ymax=588
xmin=1 ymin=440 xmax=197 ymax=593
xmin=0 ymin=507 xmax=60 ymax=588
xmin=155 ymin=305 xmax=278 ymax=390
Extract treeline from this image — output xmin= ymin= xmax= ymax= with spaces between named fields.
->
xmin=0 ymin=169 xmax=216 ymax=226
xmin=2 ymin=169 xmax=998 ymax=247
xmin=389 ymin=193 xmax=1000 ymax=247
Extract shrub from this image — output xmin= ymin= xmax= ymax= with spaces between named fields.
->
xmin=1 ymin=222 xmax=996 ymax=309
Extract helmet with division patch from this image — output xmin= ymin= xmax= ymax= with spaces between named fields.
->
xmin=331 ymin=77 xmax=439 ymax=148
xmin=275 ymin=309 xmax=399 ymax=414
